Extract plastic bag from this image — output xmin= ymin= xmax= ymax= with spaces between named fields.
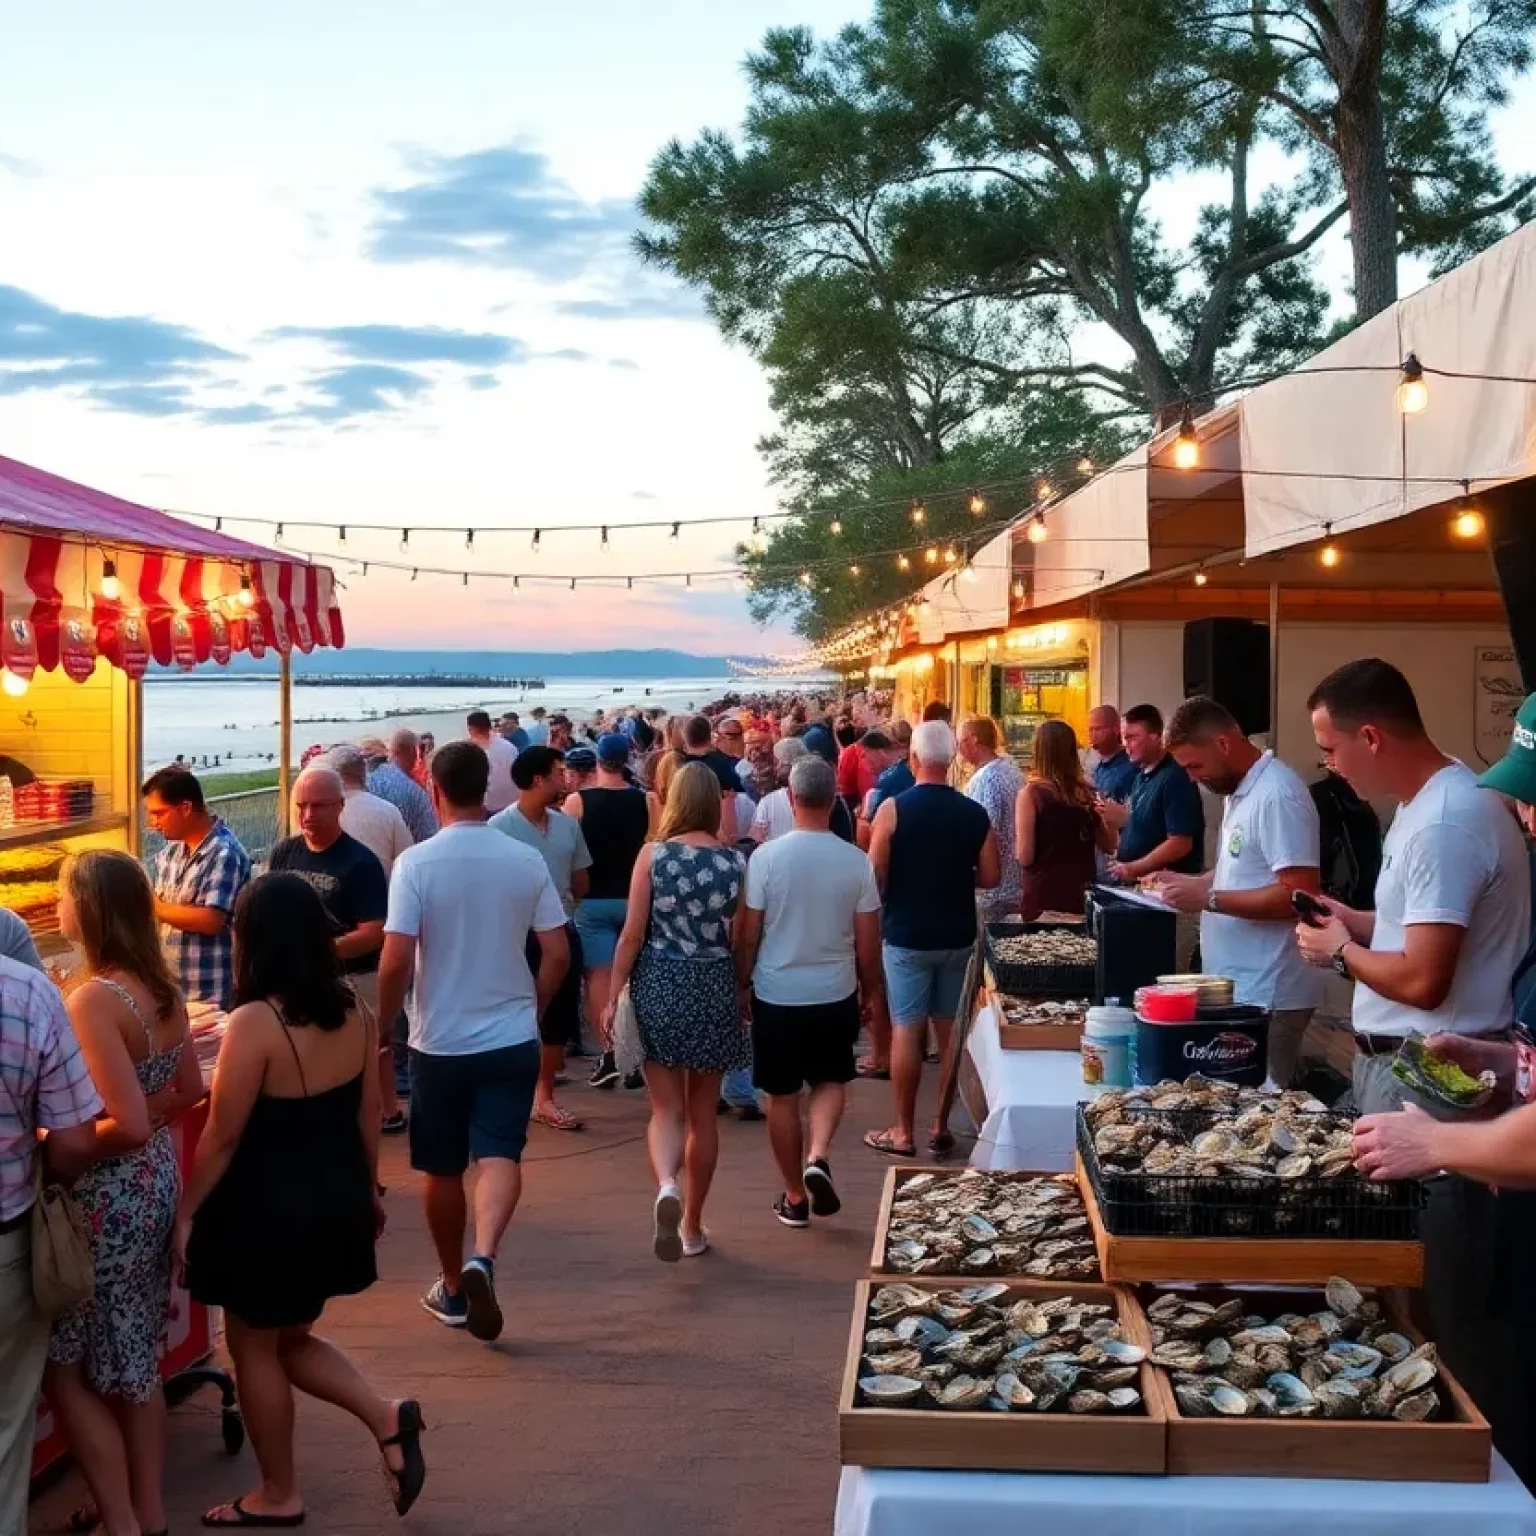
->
xmin=613 ymin=984 xmax=644 ymax=1078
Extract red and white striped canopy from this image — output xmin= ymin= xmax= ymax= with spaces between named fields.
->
xmin=0 ymin=452 xmax=344 ymax=682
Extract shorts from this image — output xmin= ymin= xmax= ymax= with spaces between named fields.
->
xmin=882 ymin=943 xmax=972 ymax=1026
xmin=408 ymin=1041 xmax=541 ymax=1173
xmin=574 ymin=898 xmax=627 ymax=968
xmin=525 ymin=924 xmax=584 ymax=1046
xmin=751 ymin=993 xmax=860 ymax=1097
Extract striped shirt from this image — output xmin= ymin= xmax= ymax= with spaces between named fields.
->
xmin=153 ymin=817 xmax=251 ymax=1010
xmin=0 ymin=957 xmax=102 ymax=1220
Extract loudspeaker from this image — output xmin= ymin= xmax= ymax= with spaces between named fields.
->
xmin=1183 ymin=617 xmax=1270 ymax=736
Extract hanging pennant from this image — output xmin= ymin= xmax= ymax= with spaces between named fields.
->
xmin=170 ymin=612 xmax=197 ymax=670
xmin=268 ymin=608 xmax=291 ymax=654
xmin=247 ymin=617 xmax=267 ymax=659
xmin=58 ymin=610 xmax=98 ymax=683
xmin=208 ymin=610 xmax=231 ymax=666
xmin=2 ymin=616 xmax=38 ymax=680
xmin=117 ymin=613 xmax=150 ymax=679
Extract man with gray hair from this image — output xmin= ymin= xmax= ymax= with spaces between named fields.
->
xmin=328 ymin=743 xmax=412 ymax=879
xmin=736 ymin=756 xmax=887 ymax=1226
xmin=367 ymin=728 xmax=438 ymax=843
xmin=865 ymin=721 xmax=1000 ymax=1157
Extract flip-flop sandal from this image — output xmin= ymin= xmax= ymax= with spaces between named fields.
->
xmin=531 ymin=1105 xmax=584 ymax=1132
xmin=929 ymin=1129 xmax=957 ymax=1154
xmin=855 ymin=1063 xmax=891 ymax=1080
xmin=63 ymin=1504 xmax=99 ymax=1533
xmin=201 ymin=1496 xmax=306 ymax=1527
xmin=863 ymin=1128 xmax=916 ymax=1157
xmin=380 ymin=1398 xmax=427 ymax=1517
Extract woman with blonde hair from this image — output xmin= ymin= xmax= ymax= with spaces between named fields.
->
xmin=1014 ymin=719 xmax=1115 ymax=920
xmin=47 ymin=850 xmax=203 ymax=1536
xmin=606 ymin=761 xmax=745 ymax=1261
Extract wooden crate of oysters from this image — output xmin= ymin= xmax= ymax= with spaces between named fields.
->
xmin=1142 ymin=1278 xmax=1491 ymax=1482
xmin=839 ymin=1276 xmax=1167 ymax=1473
xmin=991 ymin=990 xmax=1089 ymax=1052
xmin=870 ymin=1167 xmax=1101 ymax=1282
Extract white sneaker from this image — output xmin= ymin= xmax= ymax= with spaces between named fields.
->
xmin=682 ymin=1228 xmax=710 ymax=1259
xmin=653 ymin=1182 xmax=683 ymax=1263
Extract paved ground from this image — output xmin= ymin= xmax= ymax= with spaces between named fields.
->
xmin=31 ymin=1066 xmax=955 ymax=1536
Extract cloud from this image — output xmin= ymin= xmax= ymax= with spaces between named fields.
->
xmin=368 ymin=143 xmax=635 ymax=279
xmin=608 ymin=357 xmax=640 ymax=371
xmin=0 ymin=153 xmax=40 ymax=178
xmin=297 ymin=364 xmax=433 ymax=422
xmin=557 ymin=286 xmax=703 ymax=322
xmin=465 ymin=372 xmax=501 ymax=391
xmin=267 ymin=323 xmax=526 ymax=367
xmin=199 ymin=401 xmax=285 ymax=426
xmin=0 ymin=284 xmax=235 ymax=413
xmin=630 ymin=490 xmax=656 ymax=500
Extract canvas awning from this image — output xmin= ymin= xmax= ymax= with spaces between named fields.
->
xmin=0 ymin=451 xmax=343 ymax=680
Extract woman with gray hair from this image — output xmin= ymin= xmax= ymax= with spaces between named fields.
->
xmin=750 ymin=739 xmax=857 ymax=845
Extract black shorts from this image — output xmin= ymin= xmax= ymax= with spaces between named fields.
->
xmin=525 ymin=924 xmax=584 ymax=1046
xmin=408 ymin=1041 xmax=541 ymax=1174
xmin=750 ymin=993 xmax=860 ymax=1097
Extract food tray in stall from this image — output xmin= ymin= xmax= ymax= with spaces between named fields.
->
xmin=984 ymin=921 xmax=1097 ymax=998
xmin=869 ymin=1167 xmax=1100 ymax=1282
xmin=839 ymin=1277 xmax=1166 ymax=1473
xmin=1076 ymin=1101 xmax=1425 ymax=1244
xmin=14 ymin=779 xmax=93 ymax=824
xmin=989 ymin=981 xmax=1089 ymax=1051
xmin=1140 ymin=1283 xmax=1490 ymax=1482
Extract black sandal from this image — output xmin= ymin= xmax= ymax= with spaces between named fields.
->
xmin=380 ymin=1398 xmax=426 ymax=1517
xmin=201 ymin=1497 xmax=305 ymax=1528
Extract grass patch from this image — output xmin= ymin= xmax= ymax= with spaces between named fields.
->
xmin=200 ymin=769 xmax=281 ymax=795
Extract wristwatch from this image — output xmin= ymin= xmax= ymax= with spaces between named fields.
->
xmin=1206 ymin=887 xmax=1220 ymax=914
xmin=1330 ymin=941 xmax=1352 ymax=979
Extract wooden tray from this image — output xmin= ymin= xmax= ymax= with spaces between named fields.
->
xmin=1079 ymin=1155 xmax=1425 ymax=1288
xmin=1142 ymin=1285 xmax=1491 ymax=1482
xmin=839 ymin=1277 xmax=1167 ymax=1473
xmin=984 ymin=970 xmax=1089 ymax=1052
xmin=868 ymin=1165 xmax=1102 ymax=1282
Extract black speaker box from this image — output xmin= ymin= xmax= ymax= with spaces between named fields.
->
xmin=1182 ymin=617 xmax=1270 ymax=736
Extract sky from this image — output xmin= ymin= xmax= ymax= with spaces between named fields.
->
xmin=1 ymin=5 xmax=1533 ymax=656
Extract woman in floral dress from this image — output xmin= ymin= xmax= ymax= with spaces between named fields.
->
xmin=47 ymin=851 xmax=202 ymax=1536
xmin=607 ymin=762 xmax=746 ymax=1262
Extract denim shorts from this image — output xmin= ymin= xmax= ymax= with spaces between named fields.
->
xmin=408 ymin=1040 xmax=541 ymax=1173
xmin=574 ymin=897 xmax=628 ymax=968
xmin=882 ymin=943 xmax=973 ymax=1027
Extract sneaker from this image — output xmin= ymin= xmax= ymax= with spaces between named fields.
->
xmin=623 ymin=1069 xmax=645 ymax=1091
xmin=774 ymin=1192 xmax=810 ymax=1228
xmin=421 ymin=1276 xmax=467 ymax=1329
xmin=589 ymin=1051 xmax=621 ymax=1089
xmin=804 ymin=1158 xmax=842 ymax=1218
xmin=682 ymin=1228 xmax=710 ymax=1259
xmin=459 ymin=1256 xmax=503 ymax=1342
xmin=653 ymin=1182 xmax=683 ymax=1264
xmin=380 ymin=1111 xmax=408 ymax=1136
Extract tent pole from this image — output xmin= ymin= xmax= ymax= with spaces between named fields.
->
xmin=278 ymin=650 xmax=293 ymax=837
xmin=1268 ymin=581 xmax=1281 ymax=752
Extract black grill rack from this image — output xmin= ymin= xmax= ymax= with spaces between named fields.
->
xmin=1076 ymin=1103 xmax=1425 ymax=1241
xmin=984 ymin=921 xmax=1098 ymax=998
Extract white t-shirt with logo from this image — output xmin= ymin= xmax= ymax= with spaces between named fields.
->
xmin=745 ymin=830 xmax=882 ymax=1006
xmin=1353 ymin=761 xmax=1530 ymax=1038
xmin=385 ymin=821 xmax=566 ymax=1056
xmin=1202 ymin=752 xmax=1326 ymax=1012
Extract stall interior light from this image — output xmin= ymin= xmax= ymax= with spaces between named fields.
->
xmin=1172 ymin=409 xmax=1200 ymax=470
xmin=1012 ymin=578 xmax=1026 ymax=601
xmin=1 ymin=669 xmax=28 ymax=698
xmin=100 ymin=558 xmax=122 ymax=602
xmin=1396 ymin=353 xmax=1429 ymax=415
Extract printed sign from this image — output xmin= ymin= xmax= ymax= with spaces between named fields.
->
xmin=1474 ymin=646 xmax=1524 ymax=766
xmin=59 ymin=611 xmax=97 ymax=682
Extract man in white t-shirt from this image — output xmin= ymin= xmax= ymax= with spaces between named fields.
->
xmin=1295 ymin=658 xmax=1530 ymax=1115
xmin=735 ymin=757 xmax=887 ymax=1228
xmin=1155 ymin=696 xmax=1325 ymax=1087
xmin=467 ymin=709 xmax=519 ymax=813
xmin=377 ymin=740 xmax=568 ymax=1345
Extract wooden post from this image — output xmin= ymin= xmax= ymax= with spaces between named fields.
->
xmin=278 ymin=650 xmax=293 ymax=838
xmin=126 ymin=676 xmax=143 ymax=856
xmin=1268 ymin=580 xmax=1281 ymax=752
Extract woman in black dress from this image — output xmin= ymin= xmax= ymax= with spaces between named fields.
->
xmin=177 ymin=874 xmax=425 ymax=1526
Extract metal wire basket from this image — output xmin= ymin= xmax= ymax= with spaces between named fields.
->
xmin=984 ymin=921 xmax=1098 ymax=998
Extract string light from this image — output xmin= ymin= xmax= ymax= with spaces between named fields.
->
xmin=2 ymin=670 xmax=28 ymax=698
xmin=462 ymin=572 xmax=469 ymax=587
xmin=600 ymin=525 xmax=610 ymax=550
xmin=1172 ymin=408 xmax=1200 ymax=470
xmin=1037 ymin=479 xmax=1053 ymax=502
xmin=1452 ymin=488 xmax=1485 ymax=539
xmin=400 ymin=529 xmax=410 ymax=553
xmin=830 ymin=518 xmax=842 ymax=535
xmin=214 ymin=517 xmax=223 ymax=532
xmin=1193 ymin=569 xmax=1209 ymax=586
xmin=969 ymin=492 xmax=986 ymax=515
xmin=100 ymin=558 xmax=122 ymax=602
xmin=275 ymin=522 xmax=284 ymax=540
xmin=571 ymin=577 xmax=578 ymax=591
xmin=670 ymin=521 xmax=680 ymax=540
xmin=1076 ymin=457 xmax=1095 ymax=475
xmin=962 ymin=563 xmax=978 ymax=585
xmin=1319 ymin=526 xmax=1340 ymax=568
xmin=799 ymin=571 xmax=812 ymax=586
xmin=1012 ymin=579 xmax=1026 ymax=601
xmin=849 ymin=564 xmax=861 ymax=577
xmin=531 ymin=529 xmax=541 ymax=552
xmin=338 ymin=526 xmax=347 ymax=545
xmin=924 ymin=546 xmax=939 ymax=564
xmin=238 ymin=573 xmax=255 ymax=609
xmin=910 ymin=501 xmax=926 ymax=525
xmin=1397 ymin=353 xmax=1429 ymax=414
xmin=1026 ymin=515 xmax=1049 ymax=544
xmin=898 ymin=555 xmax=911 ymax=571
xmin=411 ymin=568 xmax=419 ymax=581
xmin=943 ymin=546 xmax=958 ymax=564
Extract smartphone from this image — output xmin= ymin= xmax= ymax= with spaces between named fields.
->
xmin=1291 ymin=889 xmax=1331 ymax=927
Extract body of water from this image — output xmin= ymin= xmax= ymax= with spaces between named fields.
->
xmin=143 ymin=675 xmax=827 ymax=770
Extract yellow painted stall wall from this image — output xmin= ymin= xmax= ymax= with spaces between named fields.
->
xmin=0 ymin=659 xmax=129 ymax=816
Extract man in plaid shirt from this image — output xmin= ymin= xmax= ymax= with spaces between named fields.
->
xmin=143 ymin=766 xmax=252 ymax=1011
xmin=0 ymin=955 xmax=101 ymax=1531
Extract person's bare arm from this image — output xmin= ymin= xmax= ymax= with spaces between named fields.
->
xmin=1015 ymin=785 xmax=1037 ymax=868
xmin=1300 ymin=920 xmax=1465 ymax=1010
xmin=1356 ymin=1100 xmax=1536 ymax=1187
xmin=154 ymin=900 xmax=228 ymax=936
xmin=376 ymin=933 xmax=415 ymax=1035
xmin=976 ymin=828 xmax=1002 ymax=891
xmin=356 ymin=1006 xmax=381 ymax=1183
xmin=41 ymin=1120 xmax=98 ymax=1185
xmin=1093 ymin=813 xmax=1117 ymax=855
xmin=533 ymin=924 xmax=570 ymax=1020
xmin=720 ymin=790 xmax=738 ymax=843
xmin=563 ymin=792 xmax=584 ymax=820
xmin=68 ymin=984 xmax=152 ymax=1156
xmin=571 ymin=867 xmax=591 ymax=902
xmin=854 ymin=908 xmax=888 ymax=1034
xmin=1212 ymin=866 xmax=1320 ymax=922
xmin=336 ymin=919 xmax=385 ymax=961
xmin=608 ymin=846 xmax=656 ymax=1004
xmin=1114 ymin=835 xmax=1194 ymax=882
xmin=735 ymin=903 xmax=765 ymax=990
xmin=867 ymin=800 xmax=897 ymax=895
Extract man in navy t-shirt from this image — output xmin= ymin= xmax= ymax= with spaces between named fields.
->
xmin=1101 ymin=704 xmax=1205 ymax=880
xmin=1089 ymin=705 xmax=1138 ymax=802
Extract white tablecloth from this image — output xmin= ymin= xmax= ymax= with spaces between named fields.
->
xmin=965 ymin=1002 xmax=1085 ymax=1171
xmin=834 ymin=1458 xmax=1536 ymax=1536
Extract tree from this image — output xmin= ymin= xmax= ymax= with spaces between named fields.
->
xmin=1056 ymin=0 xmax=1536 ymax=318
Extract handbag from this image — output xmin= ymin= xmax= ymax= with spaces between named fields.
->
xmin=31 ymin=1168 xmax=95 ymax=1320
xmin=613 ymin=984 xmax=644 ymax=1079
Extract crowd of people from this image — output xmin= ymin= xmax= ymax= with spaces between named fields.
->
xmin=11 ymin=657 xmax=1536 ymax=1524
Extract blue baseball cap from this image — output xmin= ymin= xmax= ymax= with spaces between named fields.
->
xmin=596 ymin=732 xmax=631 ymax=766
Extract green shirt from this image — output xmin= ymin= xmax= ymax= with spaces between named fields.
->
xmin=488 ymin=805 xmax=592 ymax=917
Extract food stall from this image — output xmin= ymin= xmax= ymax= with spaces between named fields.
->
xmin=0 ymin=450 xmax=345 ymax=1479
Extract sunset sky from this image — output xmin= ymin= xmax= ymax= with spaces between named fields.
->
xmin=2 ymin=5 xmax=1532 ymax=656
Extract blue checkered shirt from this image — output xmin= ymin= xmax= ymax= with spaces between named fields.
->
xmin=154 ymin=818 xmax=251 ymax=1010
xmin=367 ymin=762 xmax=438 ymax=843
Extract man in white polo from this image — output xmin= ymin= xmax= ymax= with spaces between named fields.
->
xmin=1155 ymin=696 xmax=1325 ymax=1087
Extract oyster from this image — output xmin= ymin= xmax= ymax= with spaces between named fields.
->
xmin=937 ymin=1375 xmax=993 ymax=1411
xmin=993 ymin=1371 xmax=1036 ymax=1409
xmin=1325 ymin=1276 xmax=1365 ymax=1317
xmin=859 ymin=1375 xmax=924 ymax=1406
xmin=1107 ymin=1387 xmax=1143 ymax=1412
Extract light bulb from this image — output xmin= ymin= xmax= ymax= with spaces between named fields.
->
xmin=237 ymin=574 xmax=255 ymax=609
xmin=1452 ymin=504 xmax=1485 ymax=539
xmin=829 ymin=518 xmax=842 ymax=535
xmin=600 ymin=526 xmax=610 ymax=550
xmin=799 ymin=571 xmax=812 ymax=586
xmin=924 ymin=546 xmax=938 ymax=564
xmin=849 ymin=564 xmax=861 ymax=577
xmin=1173 ymin=409 xmax=1200 ymax=470
xmin=1076 ymin=457 xmax=1094 ymax=475
xmin=1037 ymin=479 xmax=1053 ymax=502
xmin=910 ymin=502 xmax=926 ymax=525
xmin=2 ymin=670 xmax=28 ymax=698
xmin=1396 ymin=353 xmax=1429 ymax=415
xmin=1026 ymin=517 xmax=1048 ymax=544
xmin=400 ymin=529 xmax=410 ymax=553
xmin=1320 ymin=543 xmax=1340 ymax=568
xmin=465 ymin=529 xmax=475 ymax=549
xmin=969 ymin=493 xmax=986 ymax=515
xmin=1012 ymin=579 xmax=1025 ymax=601
xmin=1193 ymin=570 xmax=1208 ymax=587
xmin=100 ymin=558 xmax=122 ymax=602
xmin=670 ymin=521 xmax=680 ymax=540
xmin=943 ymin=546 xmax=957 ymax=564
xmin=531 ymin=529 xmax=541 ymax=552
xmin=962 ymin=564 xmax=978 ymax=585
xmin=898 ymin=555 xmax=911 ymax=571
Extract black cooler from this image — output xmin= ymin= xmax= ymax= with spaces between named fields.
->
xmin=1083 ymin=886 xmax=1177 ymax=1005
